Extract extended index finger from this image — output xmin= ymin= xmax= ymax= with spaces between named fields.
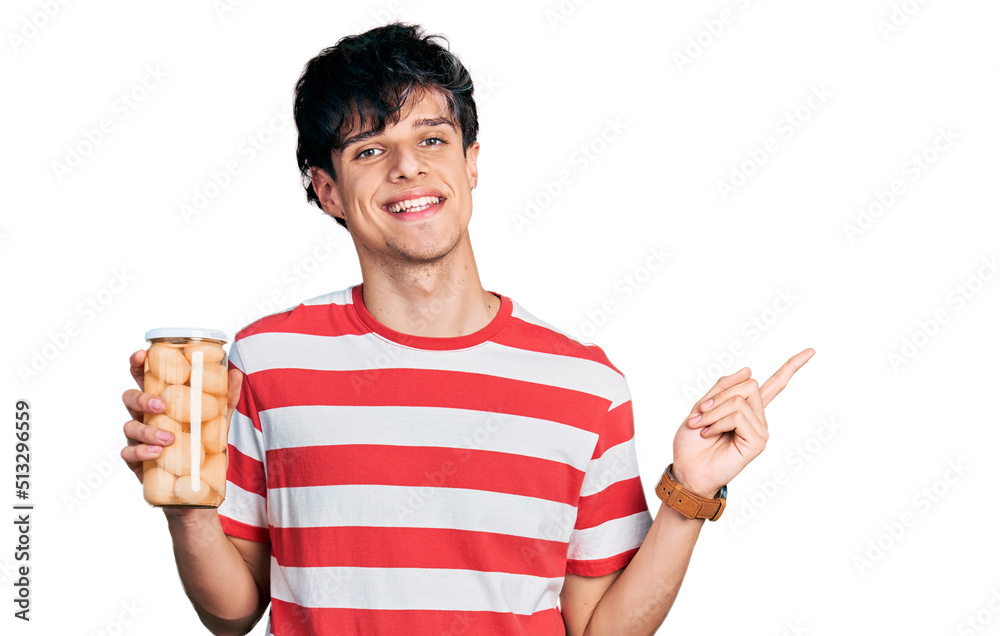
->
xmin=759 ymin=348 xmax=815 ymax=407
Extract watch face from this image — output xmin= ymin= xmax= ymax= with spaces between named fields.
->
xmin=720 ymin=485 xmax=728 ymax=500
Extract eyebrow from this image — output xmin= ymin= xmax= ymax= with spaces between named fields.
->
xmin=341 ymin=117 xmax=458 ymax=150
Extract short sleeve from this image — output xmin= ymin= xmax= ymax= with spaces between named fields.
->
xmin=217 ymin=338 xmax=270 ymax=544
xmin=566 ymin=377 xmax=652 ymax=577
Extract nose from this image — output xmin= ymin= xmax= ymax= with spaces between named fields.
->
xmin=389 ymin=145 xmax=426 ymax=181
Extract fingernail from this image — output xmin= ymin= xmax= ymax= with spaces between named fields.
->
xmin=150 ymin=398 xmax=164 ymax=410
xmin=156 ymin=431 xmax=172 ymax=443
xmin=148 ymin=445 xmax=162 ymax=454
xmin=700 ymin=399 xmax=713 ymax=410
xmin=689 ymin=414 xmax=702 ymax=425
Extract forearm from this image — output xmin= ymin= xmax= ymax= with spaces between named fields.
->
xmin=584 ymin=503 xmax=704 ymax=635
xmin=165 ymin=510 xmax=266 ymax=635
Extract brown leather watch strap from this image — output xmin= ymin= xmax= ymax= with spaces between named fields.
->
xmin=654 ymin=464 xmax=726 ymax=521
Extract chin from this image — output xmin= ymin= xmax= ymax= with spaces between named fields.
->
xmin=387 ymin=233 xmax=464 ymax=264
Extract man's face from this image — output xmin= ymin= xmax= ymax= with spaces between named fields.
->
xmin=314 ymin=88 xmax=480 ymax=268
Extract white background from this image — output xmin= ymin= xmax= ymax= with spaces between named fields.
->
xmin=2 ymin=0 xmax=998 ymax=634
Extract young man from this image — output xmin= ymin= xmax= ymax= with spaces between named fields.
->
xmin=121 ymin=23 xmax=813 ymax=635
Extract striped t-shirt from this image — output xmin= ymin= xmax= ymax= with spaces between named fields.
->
xmin=218 ymin=285 xmax=653 ymax=635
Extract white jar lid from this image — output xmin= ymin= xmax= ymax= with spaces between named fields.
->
xmin=144 ymin=327 xmax=229 ymax=343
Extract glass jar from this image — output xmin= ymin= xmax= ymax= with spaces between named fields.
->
xmin=142 ymin=328 xmax=229 ymax=508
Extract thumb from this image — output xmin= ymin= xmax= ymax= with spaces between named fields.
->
xmin=225 ymin=369 xmax=243 ymax=422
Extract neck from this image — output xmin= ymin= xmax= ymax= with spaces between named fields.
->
xmin=357 ymin=235 xmax=499 ymax=338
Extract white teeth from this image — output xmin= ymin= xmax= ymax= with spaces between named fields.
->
xmin=388 ymin=196 xmax=440 ymax=213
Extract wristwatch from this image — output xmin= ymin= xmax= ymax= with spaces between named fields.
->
xmin=654 ymin=464 xmax=727 ymax=521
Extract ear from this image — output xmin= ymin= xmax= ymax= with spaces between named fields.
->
xmin=464 ymin=142 xmax=480 ymax=189
xmin=311 ymin=166 xmax=347 ymax=222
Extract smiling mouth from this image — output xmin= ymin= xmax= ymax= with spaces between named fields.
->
xmin=384 ymin=196 xmax=443 ymax=214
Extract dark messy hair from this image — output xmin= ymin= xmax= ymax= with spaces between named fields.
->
xmin=293 ymin=22 xmax=479 ymax=229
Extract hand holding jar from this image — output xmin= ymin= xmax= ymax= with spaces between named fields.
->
xmin=120 ymin=328 xmax=242 ymax=508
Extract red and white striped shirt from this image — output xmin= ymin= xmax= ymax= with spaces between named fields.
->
xmin=218 ymin=285 xmax=652 ymax=635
